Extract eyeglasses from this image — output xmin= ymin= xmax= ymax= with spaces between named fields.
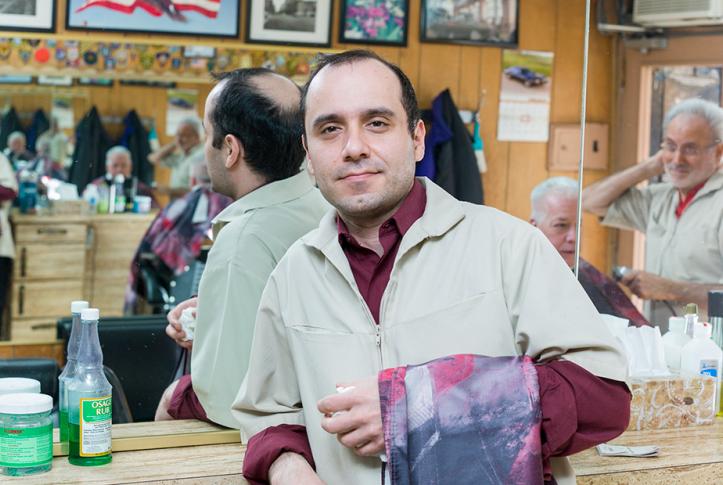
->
xmin=660 ymin=140 xmax=720 ymax=157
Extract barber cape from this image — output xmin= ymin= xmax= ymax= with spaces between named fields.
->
xmin=233 ymin=177 xmax=627 ymax=485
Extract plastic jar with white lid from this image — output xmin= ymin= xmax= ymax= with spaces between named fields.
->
xmin=0 ymin=393 xmax=53 ymax=476
xmin=0 ymin=378 xmax=41 ymax=396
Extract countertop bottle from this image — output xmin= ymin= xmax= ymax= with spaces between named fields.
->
xmin=58 ymin=300 xmax=89 ymax=444
xmin=662 ymin=316 xmax=690 ymax=373
xmin=681 ymin=322 xmax=723 ymax=415
xmin=684 ymin=302 xmax=699 ymax=338
xmin=709 ymin=290 xmax=723 ymax=416
xmin=67 ymin=308 xmax=112 ymax=466
xmin=0 ymin=393 xmax=53 ymax=476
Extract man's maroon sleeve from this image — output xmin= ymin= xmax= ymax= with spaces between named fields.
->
xmin=536 ymin=359 xmax=631 ymax=459
xmin=242 ymin=424 xmax=315 ymax=485
xmin=242 ymin=359 xmax=630 ymax=483
xmin=0 ymin=186 xmax=16 ymax=202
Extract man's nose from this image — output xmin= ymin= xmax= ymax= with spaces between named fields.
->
xmin=566 ymin=226 xmax=577 ymax=243
xmin=342 ymin=126 xmax=370 ymax=161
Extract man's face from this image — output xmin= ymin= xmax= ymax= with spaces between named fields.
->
xmin=532 ymin=193 xmax=577 ymax=268
xmin=203 ymin=84 xmax=230 ymax=196
xmin=9 ymin=137 xmax=25 ymax=154
xmin=107 ymin=153 xmax=132 ymax=178
xmin=661 ymin=114 xmax=723 ymax=192
xmin=303 ymin=59 xmax=425 ymax=222
xmin=176 ymin=122 xmax=200 ymax=153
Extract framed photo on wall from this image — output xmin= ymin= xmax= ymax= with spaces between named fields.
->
xmin=65 ymin=0 xmax=240 ymax=38
xmin=246 ymin=0 xmax=332 ymax=47
xmin=340 ymin=0 xmax=409 ymax=46
xmin=0 ymin=0 xmax=55 ymax=32
xmin=421 ymin=0 xmax=518 ymax=47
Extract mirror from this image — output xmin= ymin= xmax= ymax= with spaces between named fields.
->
xmin=2 ymin=0 xmax=599 ymax=443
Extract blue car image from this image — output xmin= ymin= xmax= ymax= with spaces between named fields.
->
xmin=504 ymin=66 xmax=547 ymax=87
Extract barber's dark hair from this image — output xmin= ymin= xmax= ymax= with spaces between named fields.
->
xmin=210 ymin=68 xmax=304 ymax=182
xmin=301 ymin=50 xmax=420 ymax=135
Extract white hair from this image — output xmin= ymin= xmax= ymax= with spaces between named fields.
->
xmin=8 ymin=131 xmax=25 ymax=144
xmin=105 ymin=145 xmax=132 ymax=166
xmin=177 ymin=117 xmax=203 ymax=138
xmin=663 ymin=98 xmax=723 ymax=141
xmin=530 ymin=177 xmax=578 ymax=222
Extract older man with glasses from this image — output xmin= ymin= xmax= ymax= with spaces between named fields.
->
xmin=583 ymin=97 xmax=723 ymax=328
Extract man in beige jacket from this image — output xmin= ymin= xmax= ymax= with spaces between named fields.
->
xmin=233 ymin=51 xmax=629 ymax=485
xmin=155 ymin=68 xmax=328 ymax=428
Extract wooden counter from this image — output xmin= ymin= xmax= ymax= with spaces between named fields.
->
xmin=8 ymin=211 xmax=155 ymax=341
xmin=5 ymin=420 xmax=246 ymax=484
xmin=571 ymin=418 xmax=723 ymax=483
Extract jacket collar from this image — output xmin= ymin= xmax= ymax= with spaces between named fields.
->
xmin=304 ymin=177 xmax=466 ymax=261
xmin=693 ymin=170 xmax=723 ymax=200
xmin=210 ymin=171 xmax=315 ymax=239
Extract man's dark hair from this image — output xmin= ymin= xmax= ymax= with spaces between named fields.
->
xmin=301 ymin=50 xmax=420 ymax=135
xmin=210 ymin=68 xmax=304 ymax=182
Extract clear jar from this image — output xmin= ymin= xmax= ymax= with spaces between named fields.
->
xmin=0 ymin=393 xmax=53 ymax=476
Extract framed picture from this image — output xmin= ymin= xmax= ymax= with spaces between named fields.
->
xmin=421 ymin=0 xmax=518 ymax=47
xmin=246 ymin=0 xmax=332 ymax=47
xmin=340 ymin=0 xmax=408 ymax=46
xmin=65 ymin=0 xmax=240 ymax=38
xmin=0 ymin=0 xmax=55 ymax=32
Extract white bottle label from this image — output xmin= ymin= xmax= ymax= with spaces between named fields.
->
xmin=79 ymin=396 xmax=112 ymax=456
xmin=700 ymin=359 xmax=719 ymax=379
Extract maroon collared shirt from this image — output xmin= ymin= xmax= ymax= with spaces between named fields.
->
xmin=242 ymin=180 xmax=631 ymax=484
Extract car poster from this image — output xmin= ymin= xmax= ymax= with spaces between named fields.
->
xmin=497 ymin=49 xmax=553 ymax=142
xmin=166 ymin=89 xmax=198 ymax=136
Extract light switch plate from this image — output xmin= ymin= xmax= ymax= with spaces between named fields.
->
xmin=548 ymin=123 xmax=608 ymax=171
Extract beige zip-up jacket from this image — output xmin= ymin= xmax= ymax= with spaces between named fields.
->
xmin=233 ymin=178 xmax=627 ymax=485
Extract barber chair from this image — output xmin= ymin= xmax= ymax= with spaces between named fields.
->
xmin=58 ymin=315 xmax=182 ymax=422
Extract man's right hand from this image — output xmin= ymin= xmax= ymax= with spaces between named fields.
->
xmin=165 ymin=296 xmax=198 ymax=351
xmin=269 ymin=452 xmax=324 ymax=485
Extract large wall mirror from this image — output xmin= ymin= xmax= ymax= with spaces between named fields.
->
xmin=1 ymin=0 xmax=612 ymax=444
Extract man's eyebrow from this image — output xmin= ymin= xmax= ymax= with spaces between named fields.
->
xmin=311 ymin=113 xmax=341 ymax=130
xmin=362 ymin=108 xmax=396 ymax=119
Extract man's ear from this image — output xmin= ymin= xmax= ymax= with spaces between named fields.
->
xmin=412 ymin=119 xmax=426 ymax=162
xmin=302 ymin=134 xmax=315 ymax=176
xmin=224 ymin=134 xmax=243 ymax=169
xmin=529 ymin=218 xmax=538 ymax=227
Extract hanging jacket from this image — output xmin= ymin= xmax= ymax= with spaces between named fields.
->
xmin=119 ymin=110 xmax=154 ymax=186
xmin=68 ymin=107 xmax=112 ymax=192
xmin=0 ymin=108 xmax=23 ymax=151
xmin=26 ymin=109 xmax=49 ymax=152
xmin=429 ymin=89 xmax=484 ymax=204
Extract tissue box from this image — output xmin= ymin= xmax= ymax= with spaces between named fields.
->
xmin=627 ymin=374 xmax=716 ymax=431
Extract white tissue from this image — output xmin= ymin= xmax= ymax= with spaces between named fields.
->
xmin=179 ymin=306 xmax=197 ymax=341
xmin=622 ymin=325 xmax=670 ymax=377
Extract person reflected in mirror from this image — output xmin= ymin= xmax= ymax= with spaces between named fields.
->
xmin=232 ymin=50 xmax=629 ymax=485
xmin=123 ymin=159 xmax=232 ymax=314
xmin=583 ymin=98 xmax=723 ymax=326
xmin=3 ymin=131 xmax=34 ymax=171
xmin=27 ymin=137 xmax=67 ymax=181
xmin=154 ymin=68 xmax=329 ymax=428
xmin=0 ymin=152 xmax=16 ymax=327
xmin=86 ymin=145 xmax=157 ymax=209
xmin=531 ymin=177 xmax=648 ymax=326
xmin=148 ymin=117 xmax=204 ymax=200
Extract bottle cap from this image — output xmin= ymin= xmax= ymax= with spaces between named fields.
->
xmin=114 ymin=174 xmax=125 ymax=183
xmin=685 ymin=303 xmax=698 ymax=315
xmin=668 ymin=316 xmax=686 ymax=334
xmin=709 ymin=291 xmax=723 ymax=318
xmin=0 ymin=378 xmax=40 ymax=396
xmin=81 ymin=308 xmax=100 ymax=321
xmin=693 ymin=322 xmax=712 ymax=339
xmin=0 ymin=393 xmax=52 ymax=414
xmin=71 ymin=300 xmax=89 ymax=313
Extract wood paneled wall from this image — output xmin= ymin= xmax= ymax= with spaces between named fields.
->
xmin=4 ymin=0 xmax=614 ymax=270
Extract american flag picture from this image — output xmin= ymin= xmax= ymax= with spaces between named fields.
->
xmin=66 ymin=0 xmax=237 ymax=36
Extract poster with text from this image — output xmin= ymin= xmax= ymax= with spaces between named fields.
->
xmin=497 ymin=50 xmax=553 ymax=142
xmin=166 ymin=89 xmax=198 ymax=136
xmin=51 ymin=94 xmax=74 ymax=129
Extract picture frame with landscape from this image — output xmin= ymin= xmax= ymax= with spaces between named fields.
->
xmin=0 ymin=0 xmax=55 ymax=32
xmin=340 ymin=0 xmax=408 ymax=46
xmin=421 ymin=0 xmax=518 ymax=47
xmin=246 ymin=0 xmax=332 ymax=47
